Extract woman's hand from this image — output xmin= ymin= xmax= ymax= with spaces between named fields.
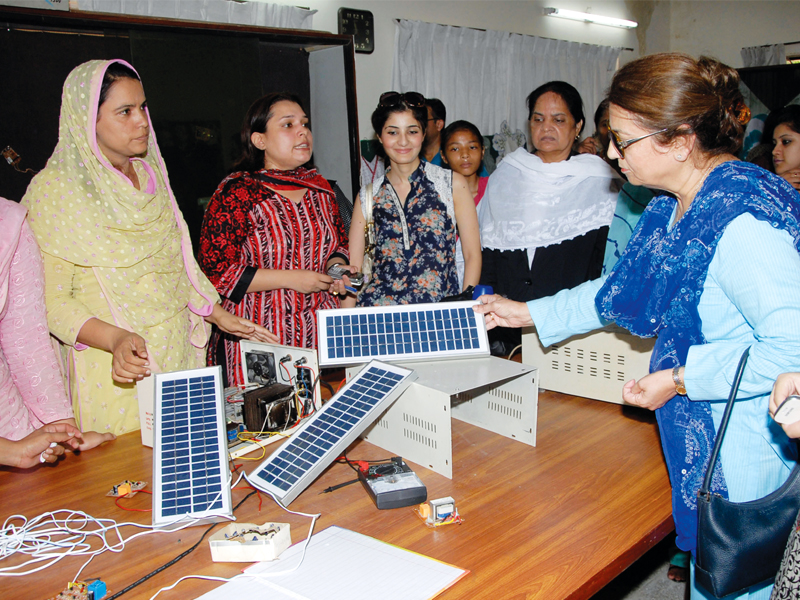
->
xmin=780 ymin=170 xmax=800 ymax=191
xmin=326 ymin=263 xmax=359 ymax=298
xmin=1 ymin=423 xmax=81 ymax=469
xmin=74 ymin=430 xmax=117 ymax=451
xmin=769 ymin=373 xmax=800 ymax=438
xmin=578 ymin=136 xmax=602 ymax=155
xmin=207 ymin=304 xmax=279 ymax=343
xmin=472 ymin=294 xmax=534 ymax=330
xmin=77 ymin=318 xmax=150 ymax=383
xmin=48 ymin=418 xmax=116 ymax=451
xmin=109 ymin=329 xmax=151 ymax=383
xmin=622 ymin=369 xmax=676 ymax=410
xmin=289 ymin=269 xmax=335 ymax=294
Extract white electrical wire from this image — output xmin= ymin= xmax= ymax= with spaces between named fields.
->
xmin=1 ymin=471 xmax=239 ymax=581
xmin=149 ymin=490 xmax=320 ymax=600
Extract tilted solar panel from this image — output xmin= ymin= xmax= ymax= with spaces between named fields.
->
xmin=152 ymin=366 xmax=233 ymax=530
xmin=316 ymin=301 xmax=489 ymax=367
xmin=246 ymin=361 xmax=417 ymax=506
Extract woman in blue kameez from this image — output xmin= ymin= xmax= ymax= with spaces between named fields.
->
xmin=474 ymin=53 xmax=800 ymax=600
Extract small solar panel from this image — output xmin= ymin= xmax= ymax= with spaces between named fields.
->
xmin=246 ymin=361 xmax=417 ymax=506
xmin=316 ymin=300 xmax=489 ymax=367
xmin=152 ymin=366 xmax=233 ymax=530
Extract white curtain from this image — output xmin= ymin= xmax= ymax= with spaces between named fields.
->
xmin=741 ymin=44 xmax=786 ymax=68
xmin=392 ymin=20 xmax=622 ymax=142
xmin=75 ymin=0 xmax=316 ymax=30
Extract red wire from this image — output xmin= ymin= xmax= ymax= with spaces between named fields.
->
xmin=114 ymin=490 xmax=152 ymax=512
xmin=280 ymin=361 xmax=293 ymax=383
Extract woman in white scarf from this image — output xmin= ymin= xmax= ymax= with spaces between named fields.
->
xmin=478 ymin=81 xmax=621 ymax=354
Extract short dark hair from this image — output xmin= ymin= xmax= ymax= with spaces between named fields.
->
xmin=371 ymin=94 xmax=428 ymax=160
xmin=526 ymin=81 xmax=585 ymax=136
xmin=426 ymin=98 xmax=446 ymax=123
xmin=234 ymin=92 xmax=306 ymax=172
xmin=441 ymin=120 xmax=484 ymax=150
xmin=99 ymin=62 xmax=141 ymax=109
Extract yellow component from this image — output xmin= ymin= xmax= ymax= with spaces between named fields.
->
xmin=419 ymin=502 xmax=431 ymax=519
xmin=117 ymin=483 xmax=131 ymax=496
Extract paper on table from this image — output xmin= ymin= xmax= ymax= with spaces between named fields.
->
xmin=195 ymin=525 xmax=468 ymax=600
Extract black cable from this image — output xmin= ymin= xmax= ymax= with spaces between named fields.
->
xmin=319 ymin=378 xmax=334 ymax=398
xmin=104 ymin=490 xmax=258 ymax=599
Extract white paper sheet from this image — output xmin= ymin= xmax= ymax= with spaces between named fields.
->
xmin=195 ymin=526 xmax=468 ymax=600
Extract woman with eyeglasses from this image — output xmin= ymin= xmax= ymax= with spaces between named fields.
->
xmin=346 ymin=92 xmax=481 ymax=306
xmin=478 ymin=81 xmax=622 ymax=355
xmin=475 ymin=53 xmax=800 ymax=600
xmin=199 ymin=92 xmax=351 ymax=385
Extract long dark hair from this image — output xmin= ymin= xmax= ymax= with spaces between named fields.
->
xmin=233 ymin=92 xmax=307 ymax=172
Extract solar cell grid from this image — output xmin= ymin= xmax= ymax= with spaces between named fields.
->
xmin=318 ymin=301 xmax=487 ymax=366
xmin=246 ymin=361 xmax=415 ymax=505
xmin=153 ymin=367 xmax=232 ymax=529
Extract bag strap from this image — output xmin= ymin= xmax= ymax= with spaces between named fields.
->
xmin=699 ymin=347 xmax=751 ymax=497
xmin=361 ymin=181 xmax=375 ymax=225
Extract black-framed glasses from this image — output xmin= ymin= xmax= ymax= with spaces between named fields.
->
xmin=379 ymin=91 xmax=426 ymax=108
xmin=608 ymin=127 xmax=668 ymax=159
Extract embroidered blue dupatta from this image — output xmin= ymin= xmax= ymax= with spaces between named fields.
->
xmin=596 ymin=161 xmax=800 ymax=553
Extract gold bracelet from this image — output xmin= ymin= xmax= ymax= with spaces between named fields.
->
xmin=672 ymin=365 xmax=687 ymax=396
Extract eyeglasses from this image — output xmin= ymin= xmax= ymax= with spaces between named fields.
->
xmin=608 ymin=127 xmax=668 ymax=159
xmin=379 ymin=91 xmax=426 ymax=108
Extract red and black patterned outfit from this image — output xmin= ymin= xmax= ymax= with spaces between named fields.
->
xmin=199 ymin=167 xmax=348 ymax=385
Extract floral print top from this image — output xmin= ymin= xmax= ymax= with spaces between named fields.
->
xmin=358 ymin=162 xmax=459 ymax=306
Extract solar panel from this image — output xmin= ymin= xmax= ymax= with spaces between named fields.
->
xmin=246 ymin=361 xmax=417 ymax=506
xmin=316 ymin=300 xmax=489 ymax=367
xmin=152 ymin=366 xmax=233 ymax=530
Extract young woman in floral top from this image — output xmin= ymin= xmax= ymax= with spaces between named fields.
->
xmin=346 ymin=92 xmax=481 ymax=307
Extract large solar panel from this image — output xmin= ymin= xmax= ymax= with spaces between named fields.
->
xmin=246 ymin=361 xmax=417 ymax=506
xmin=152 ymin=366 xmax=233 ymax=530
xmin=317 ymin=301 xmax=489 ymax=367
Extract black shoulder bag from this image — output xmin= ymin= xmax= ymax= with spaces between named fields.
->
xmin=695 ymin=347 xmax=800 ymax=597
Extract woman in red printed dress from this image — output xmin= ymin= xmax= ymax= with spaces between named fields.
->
xmin=199 ymin=93 xmax=351 ymax=385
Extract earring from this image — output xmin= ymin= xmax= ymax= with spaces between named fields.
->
xmin=676 ymin=154 xmax=684 ymax=161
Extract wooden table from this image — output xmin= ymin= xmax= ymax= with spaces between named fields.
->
xmin=0 ymin=390 xmax=673 ymax=600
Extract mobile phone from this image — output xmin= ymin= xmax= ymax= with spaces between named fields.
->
xmin=774 ymin=394 xmax=800 ymax=425
xmin=327 ymin=265 xmax=364 ymax=288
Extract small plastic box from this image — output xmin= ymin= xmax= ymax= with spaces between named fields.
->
xmin=209 ymin=522 xmax=291 ymax=562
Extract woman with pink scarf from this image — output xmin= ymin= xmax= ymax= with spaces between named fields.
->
xmin=0 ymin=198 xmax=114 ymax=468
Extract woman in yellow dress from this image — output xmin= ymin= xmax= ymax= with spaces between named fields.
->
xmin=23 ymin=59 xmax=275 ymax=435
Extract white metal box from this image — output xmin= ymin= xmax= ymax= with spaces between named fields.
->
xmin=349 ymin=357 xmax=538 ymax=479
xmin=521 ymin=326 xmax=654 ymax=405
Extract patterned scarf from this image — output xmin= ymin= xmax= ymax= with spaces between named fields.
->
xmin=254 ymin=167 xmax=334 ymax=195
xmin=596 ymin=161 xmax=800 ymax=553
xmin=22 ymin=59 xmax=217 ymax=337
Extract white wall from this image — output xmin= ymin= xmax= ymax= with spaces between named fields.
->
xmin=281 ymin=0 xmax=800 ymax=139
xmin=301 ymin=0 xmax=642 ymax=137
xmin=665 ymin=1 xmax=800 ymax=68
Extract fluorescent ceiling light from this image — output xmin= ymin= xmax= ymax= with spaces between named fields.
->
xmin=544 ymin=7 xmax=638 ymax=29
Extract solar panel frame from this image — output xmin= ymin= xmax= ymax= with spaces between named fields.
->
xmin=316 ymin=300 xmax=489 ymax=367
xmin=245 ymin=360 xmax=417 ymax=506
xmin=152 ymin=366 xmax=233 ymax=530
